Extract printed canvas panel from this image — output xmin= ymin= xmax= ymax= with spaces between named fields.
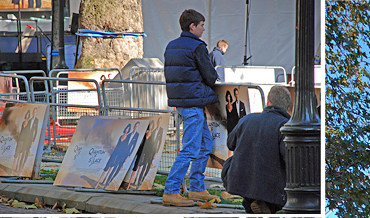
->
xmin=0 ymin=0 xmax=51 ymax=9
xmin=67 ymin=70 xmax=119 ymax=112
xmin=122 ymin=113 xmax=171 ymax=190
xmin=54 ymin=115 xmax=129 ymax=186
xmin=60 ymin=118 xmax=149 ymax=191
xmin=0 ymin=76 xmax=13 ymax=113
xmin=0 ymin=76 xmax=12 ymax=99
xmin=205 ymin=85 xmax=260 ymax=170
xmin=0 ymin=103 xmax=49 ymax=177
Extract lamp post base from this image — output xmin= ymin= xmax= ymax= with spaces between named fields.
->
xmin=283 ymin=187 xmax=320 ymax=214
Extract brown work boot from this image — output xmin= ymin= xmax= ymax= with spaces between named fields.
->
xmin=188 ymin=190 xmax=219 ymax=201
xmin=250 ymin=200 xmax=271 ymax=214
xmin=162 ymin=194 xmax=194 ymax=207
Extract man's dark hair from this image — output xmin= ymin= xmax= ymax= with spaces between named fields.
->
xmin=179 ymin=9 xmax=205 ymax=32
xmin=233 ymin=88 xmax=239 ymax=95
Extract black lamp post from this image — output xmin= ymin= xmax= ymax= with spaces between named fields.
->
xmin=54 ymin=0 xmax=69 ymax=69
xmin=280 ymin=0 xmax=321 ymax=214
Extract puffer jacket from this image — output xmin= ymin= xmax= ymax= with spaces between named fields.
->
xmin=164 ymin=31 xmax=219 ymax=108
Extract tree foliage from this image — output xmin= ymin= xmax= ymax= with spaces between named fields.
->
xmin=326 ymin=0 xmax=370 ymax=216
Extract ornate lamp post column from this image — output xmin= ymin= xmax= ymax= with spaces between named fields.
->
xmin=54 ymin=0 xmax=69 ymax=69
xmin=280 ymin=0 xmax=321 ymax=214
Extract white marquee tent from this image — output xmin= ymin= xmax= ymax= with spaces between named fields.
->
xmin=69 ymin=0 xmax=322 ymax=74
xmin=141 ymin=0 xmax=321 ymax=73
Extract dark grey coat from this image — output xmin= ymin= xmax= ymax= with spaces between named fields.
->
xmin=224 ymin=106 xmax=290 ymax=206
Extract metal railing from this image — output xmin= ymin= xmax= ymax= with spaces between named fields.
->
xmin=0 ymin=72 xmax=31 ymax=102
xmin=216 ymin=65 xmax=288 ymax=85
xmin=0 ymin=68 xmax=267 ymax=180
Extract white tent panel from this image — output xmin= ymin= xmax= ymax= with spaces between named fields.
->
xmin=142 ymin=0 xmax=321 ymax=74
xmin=142 ymin=0 xmax=246 ymax=67
xmin=246 ymin=0 xmax=296 ymax=71
xmin=208 ymin=0 xmax=246 ymax=66
xmin=70 ymin=0 xmax=321 ymax=73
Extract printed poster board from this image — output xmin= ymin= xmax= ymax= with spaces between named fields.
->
xmin=0 ymin=0 xmax=51 ymax=9
xmin=122 ymin=113 xmax=171 ymax=190
xmin=54 ymin=115 xmax=129 ymax=186
xmin=56 ymin=118 xmax=149 ymax=191
xmin=0 ymin=102 xmax=49 ymax=177
xmin=205 ymin=85 xmax=259 ymax=169
xmin=67 ymin=71 xmax=119 ymax=112
xmin=0 ymin=76 xmax=12 ymax=99
xmin=0 ymin=76 xmax=13 ymax=113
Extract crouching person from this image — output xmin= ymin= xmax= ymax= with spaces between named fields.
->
xmin=222 ymin=86 xmax=291 ymax=213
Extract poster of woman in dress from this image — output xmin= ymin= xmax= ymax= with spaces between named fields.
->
xmin=0 ymin=103 xmax=48 ymax=177
xmin=122 ymin=113 xmax=171 ymax=190
xmin=60 ymin=118 xmax=149 ymax=191
xmin=205 ymin=85 xmax=262 ymax=169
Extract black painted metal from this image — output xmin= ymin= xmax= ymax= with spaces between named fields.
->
xmin=54 ymin=0 xmax=69 ymax=69
xmin=280 ymin=0 xmax=321 ymax=214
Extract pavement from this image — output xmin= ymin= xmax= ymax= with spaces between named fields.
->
xmin=0 ymin=177 xmax=245 ymax=214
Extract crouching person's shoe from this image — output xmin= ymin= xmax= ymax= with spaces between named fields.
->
xmin=162 ymin=194 xmax=194 ymax=207
xmin=188 ymin=190 xmax=219 ymax=201
xmin=250 ymin=200 xmax=271 ymax=214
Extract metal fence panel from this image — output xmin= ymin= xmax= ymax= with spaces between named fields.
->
xmin=0 ymin=68 xmax=266 ymax=182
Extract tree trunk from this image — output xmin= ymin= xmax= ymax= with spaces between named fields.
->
xmin=75 ymin=0 xmax=143 ymax=69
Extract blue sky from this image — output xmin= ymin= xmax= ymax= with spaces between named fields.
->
xmin=326 ymin=203 xmax=338 ymax=218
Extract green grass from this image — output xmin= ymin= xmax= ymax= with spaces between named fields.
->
xmin=154 ymin=174 xmax=167 ymax=186
xmin=39 ymin=169 xmax=59 ymax=181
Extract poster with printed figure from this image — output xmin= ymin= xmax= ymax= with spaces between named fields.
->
xmin=0 ymin=76 xmax=13 ymax=113
xmin=67 ymin=71 xmax=119 ymax=112
xmin=0 ymin=0 xmax=51 ymax=9
xmin=122 ymin=113 xmax=171 ymax=190
xmin=0 ymin=103 xmax=49 ymax=177
xmin=205 ymin=85 xmax=264 ymax=169
xmin=0 ymin=76 xmax=12 ymax=99
xmin=54 ymin=116 xmax=129 ymax=186
xmin=60 ymin=118 xmax=149 ymax=191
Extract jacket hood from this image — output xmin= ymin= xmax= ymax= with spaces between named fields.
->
xmin=212 ymin=46 xmax=225 ymax=55
xmin=264 ymin=105 xmax=291 ymax=119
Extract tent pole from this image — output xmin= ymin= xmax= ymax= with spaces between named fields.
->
xmin=243 ymin=0 xmax=250 ymax=65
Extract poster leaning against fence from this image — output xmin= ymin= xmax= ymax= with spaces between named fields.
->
xmin=67 ymin=70 xmax=119 ymax=112
xmin=122 ymin=113 xmax=171 ymax=190
xmin=59 ymin=118 xmax=149 ymax=191
xmin=205 ymin=85 xmax=257 ymax=169
xmin=0 ymin=102 xmax=49 ymax=177
xmin=54 ymin=115 xmax=129 ymax=186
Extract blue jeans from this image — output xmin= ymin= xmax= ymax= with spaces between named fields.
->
xmin=164 ymin=107 xmax=213 ymax=194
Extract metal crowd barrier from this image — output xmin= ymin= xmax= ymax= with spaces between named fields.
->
xmin=101 ymin=79 xmax=179 ymax=175
xmin=48 ymin=68 xmax=122 ymax=124
xmin=0 ymin=73 xmax=30 ymax=103
xmin=290 ymin=65 xmax=323 ymax=88
xmin=0 ymin=70 xmax=48 ymax=102
xmin=29 ymin=76 xmax=102 ymax=152
xmin=0 ymin=68 xmax=266 ymax=180
xmin=216 ymin=65 xmax=288 ymax=84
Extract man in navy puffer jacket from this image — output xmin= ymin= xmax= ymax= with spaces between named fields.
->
xmin=163 ymin=9 xmax=219 ymax=207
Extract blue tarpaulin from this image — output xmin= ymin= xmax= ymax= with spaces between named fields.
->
xmin=76 ymin=29 xmax=147 ymax=38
